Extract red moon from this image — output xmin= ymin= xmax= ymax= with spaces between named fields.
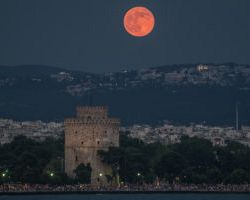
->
xmin=124 ymin=7 xmax=155 ymax=37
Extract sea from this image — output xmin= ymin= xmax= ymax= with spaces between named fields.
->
xmin=0 ymin=194 xmax=250 ymax=200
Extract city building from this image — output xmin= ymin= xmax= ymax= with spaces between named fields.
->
xmin=0 ymin=119 xmax=63 ymax=144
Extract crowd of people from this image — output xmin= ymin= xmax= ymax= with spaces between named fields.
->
xmin=1 ymin=183 xmax=250 ymax=193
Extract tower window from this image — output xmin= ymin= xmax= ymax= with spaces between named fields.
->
xmin=81 ymin=141 xmax=84 ymax=145
xmin=97 ymin=141 xmax=100 ymax=145
xmin=75 ymin=156 xmax=78 ymax=161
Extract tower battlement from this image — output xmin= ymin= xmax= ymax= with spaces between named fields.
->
xmin=64 ymin=118 xmax=120 ymax=126
xmin=76 ymin=106 xmax=108 ymax=119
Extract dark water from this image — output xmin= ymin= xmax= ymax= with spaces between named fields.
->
xmin=0 ymin=194 xmax=250 ymax=200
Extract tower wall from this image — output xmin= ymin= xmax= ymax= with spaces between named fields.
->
xmin=64 ymin=107 xmax=120 ymax=185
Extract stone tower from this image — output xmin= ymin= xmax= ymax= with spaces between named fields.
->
xmin=64 ymin=106 xmax=120 ymax=185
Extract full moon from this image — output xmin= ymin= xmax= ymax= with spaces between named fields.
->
xmin=124 ymin=7 xmax=155 ymax=37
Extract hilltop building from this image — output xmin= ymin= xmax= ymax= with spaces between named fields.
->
xmin=197 ymin=64 xmax=209 ymax=72
xmin=64 ymin=106 xmax=120 ymax=185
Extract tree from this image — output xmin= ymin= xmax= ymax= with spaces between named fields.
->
xmin=157 ymin=151 xmax=187 ymax=183
xmin=0 ymin=136 xmax=65 ymax=184
xmin=173 ymin=136 xmax=216 ymax=168
xmin=228 ymin=169 xmax=250 ymax=184
xmin=74 ymin=163 xmax=92 ymax=184
xmin=206 ymin=167 xmax=223 ymax=184
xmin=98 ymin=147 xmax=121 ymax=184
xmin=13 ymin=152 xmax=40 ymax=182
xmin=2 ymin=134 xmax=250 ymax=185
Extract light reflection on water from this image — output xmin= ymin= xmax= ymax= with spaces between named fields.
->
xmin=0 ymin=194 xmax=250 ymax=200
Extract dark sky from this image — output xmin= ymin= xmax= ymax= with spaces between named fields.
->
xmin=0 ymin=0 xmax=250 ymax=73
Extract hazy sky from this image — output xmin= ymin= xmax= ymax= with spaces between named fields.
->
xmin=0 ymin=0 xmax=250 ymax=73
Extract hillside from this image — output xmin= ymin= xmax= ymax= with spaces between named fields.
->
xmin=0 ymin=63 xmax=250 ymax=126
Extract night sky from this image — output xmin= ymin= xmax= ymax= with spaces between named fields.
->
xmin=0 ymin=0 xmax=250 ymax=73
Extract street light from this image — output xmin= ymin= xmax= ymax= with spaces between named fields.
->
xmin=99 ymin=173 xmax=103 ymax=177
xmin=137 ymin=172 xmax=141 ymax=177
xmin=50 ymin=172 xmax=54 ymax=177
xmin=2 ymin=173 xmax=6 ymax=177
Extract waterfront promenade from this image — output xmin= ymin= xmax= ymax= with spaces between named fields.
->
xmin=1 ymin=184 xmax=250 ymax=194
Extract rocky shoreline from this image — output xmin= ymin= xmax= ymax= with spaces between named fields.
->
xmin=1 ymin=184 xmax=250 ymax=195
